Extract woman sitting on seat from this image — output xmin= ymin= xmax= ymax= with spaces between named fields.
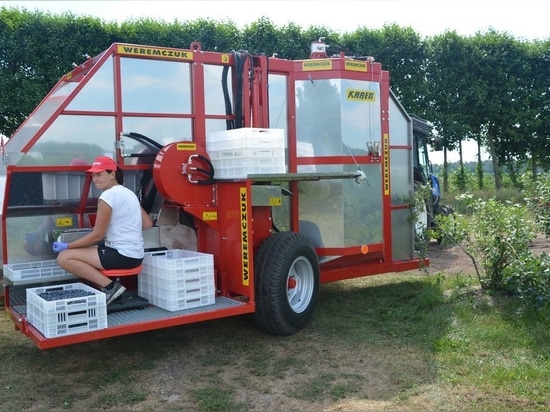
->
xmin=53 ymin=155 xmax=153 ymax=304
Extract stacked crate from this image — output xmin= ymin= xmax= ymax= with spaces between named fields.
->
xmin=26 ymin=283 xmax=107 ymax=338
xmin=3 ymin=260 xmax=77 ymax=284
xmin=139 ymin=249 xmax=215 ymax=312
xmin=206 ymin=128 xmax=286 ymax=179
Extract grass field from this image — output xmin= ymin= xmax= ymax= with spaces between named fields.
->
xmin=1 ymin=270 xmax=549 ymax=411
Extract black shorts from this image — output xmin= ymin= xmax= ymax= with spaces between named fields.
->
xmin=97 ymin=243 xmax=143 ymax=270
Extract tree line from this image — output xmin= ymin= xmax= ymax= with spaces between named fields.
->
xmin=1 ymin=6 xmax=549 ymax=192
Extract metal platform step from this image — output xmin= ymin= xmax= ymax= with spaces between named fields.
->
xmin=107 ymin=296 xmax=245 ymax=326
xmin=9 ymin=284 xmax=246 ymax=328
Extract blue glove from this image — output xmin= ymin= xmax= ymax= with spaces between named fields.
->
xmin=52 ymin=242 xmax=69 ymax=253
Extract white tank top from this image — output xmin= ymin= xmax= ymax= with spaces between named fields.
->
xmin=99 ymin=185 xmax=144 ymax=259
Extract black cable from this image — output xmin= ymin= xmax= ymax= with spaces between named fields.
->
xmin=221 ymin=66 xmax=235 ymax=130
xmin=232 ymin=50 xmax=245 ymax=129
xmin=192 ymin=154 xmax=216 ymax=185
xmin=322 ymin=37 xmax=372 ymax=60
xmin=322 ymin=37 xmax=356 ymax=56
xmin=124 ymin=132 xmax=163 ymax=149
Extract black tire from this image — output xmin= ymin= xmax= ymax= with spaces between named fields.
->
xmin=438 ymin=204 xmax=455 ymax=217
xmin=435 ymin=204 xmax=455 ymax=245
xmin=252 ymin=232 xmax=320 ymax=335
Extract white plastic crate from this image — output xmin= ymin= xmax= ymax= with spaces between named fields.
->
xmin=206 ymin=128 xmax=286 ymax=179
xmin=141 ymin=262 xmax=213 ymax=286
xmin=207 ymin=128 xmax=285 ymax=150
xmin=211 ymin=158 xmax=286 ymax=179
xmin=26 ymin=283 xmax=107 ymax=338
xmin=139 ymin=249 xmax=215 ymax=311
xmin=3 ymin=260 xmax=77 ymax=283
xmin=208 ymin=147 xmax=285 ymax=160
xmin=139 ymin=267 xmax=214 ymax=297
xmin=140 ymin=282 xmax=215 ymax=311
xmin=143 ymin=249 xmax=214 ymax=271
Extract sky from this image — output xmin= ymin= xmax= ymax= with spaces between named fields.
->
xmin=2 ymin=0 xmax=548 ymax=41
xmin=1 ymin=0 xmax=548 ymax=164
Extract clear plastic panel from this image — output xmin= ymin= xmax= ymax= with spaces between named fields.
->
xmin=120 ymin=57 xmax=191 ymax=114
xmin=296 ymin=78 xmax=342 ymax=156
xmin=122 ymin=117 xmax=192 ymax=147
xmin=66 ymin=57 xmax=114 ymax=111
xmin=390 ymin=148 xmax=413 ymax=205
xmin=389 ymin=95 xmax=410 ymax=146
xmin=4 ymin=81 xmax=78 ymax=161
xmin=295 ymin=78 xmax=381 ymax=157
xmin=18 ymin=115 xmax=116 ymax=166
xmin=205 ymin=64 xmax=231 ymax=115
xmin=268 ymin=74 xmax=288 ymax=130
xmin=341 ymin=79 xmax=381 ymax=155
xmin=391 ymin=208 xmax=414 ymax=261
xmin=6 ymin=214 xmax=79 ymax=263
xmin=343 ymin=163 xmax=383 ymax=245
xmin=298 ymin=164 xmax=382 ymax=248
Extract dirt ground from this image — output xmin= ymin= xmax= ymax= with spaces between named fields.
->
xmin=424 ymin=234 xmax=550 ymax=276
xmin=423 ymin=241 xmax=477 ymax=275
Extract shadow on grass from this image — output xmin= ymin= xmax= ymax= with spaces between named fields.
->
xmin=304 ymin=275 xmax=452 ymax=399
xmin=0 ymin=274 xmax=452 ymax=411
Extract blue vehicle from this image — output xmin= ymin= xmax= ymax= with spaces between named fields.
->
xmin=411 ymin=114 xmax=454 ymax=243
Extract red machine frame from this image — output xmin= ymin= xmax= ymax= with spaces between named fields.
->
xmin=2 ymin=42 xmax=424 ymax=349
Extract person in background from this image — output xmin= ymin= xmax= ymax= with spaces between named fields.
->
xmin=53 ymin=156 xmax=153 ymax=304
xmin=23 ymin=217 xmax=54 ymax=256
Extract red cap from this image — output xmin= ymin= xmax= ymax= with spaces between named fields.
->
xmin=86 ymin=156 xmax=117 ymax=173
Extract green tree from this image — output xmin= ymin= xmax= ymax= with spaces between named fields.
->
xmin=240 ymin=16 xmax=281 ymax=55
xmin=0 ymin=7 xmax=116 ymax=136
xmin=342 ymin=24 xmax=428 ymax=115
xmin=424 ymin=31 xmax=480 ymax=192
xmin=525 ymin=39 xmax=550 ymax=174
xmin=1 ymin=5 xmax=549 ymax=178
xmin=470 ymin=31 xmax=534 ymax=189
xmin=279 ymin=22 xmax=321 ymax=60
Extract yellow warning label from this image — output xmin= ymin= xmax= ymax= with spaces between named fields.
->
xmin=302 ymin=60 xmax=332 ymax=71
xmin=117 ymin=45 xmax=194 ymax=60
xmin=383 ymin=133 xmax=390 ymax=195
xmin=176 ymin=143 xmax=196 ymax=150
xmin=268 ymin=197 xmax=282 ymax=206
xmin=55 ymin=217 xmax=73 ymax=227
xmin=202 ymin=211 xmax=217 ymax=221
xmin=344 ymin=61 xmax=367 ymax=72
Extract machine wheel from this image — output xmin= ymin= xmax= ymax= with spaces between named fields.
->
xmin=252 ymin=231 xmax=320 ymax=336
